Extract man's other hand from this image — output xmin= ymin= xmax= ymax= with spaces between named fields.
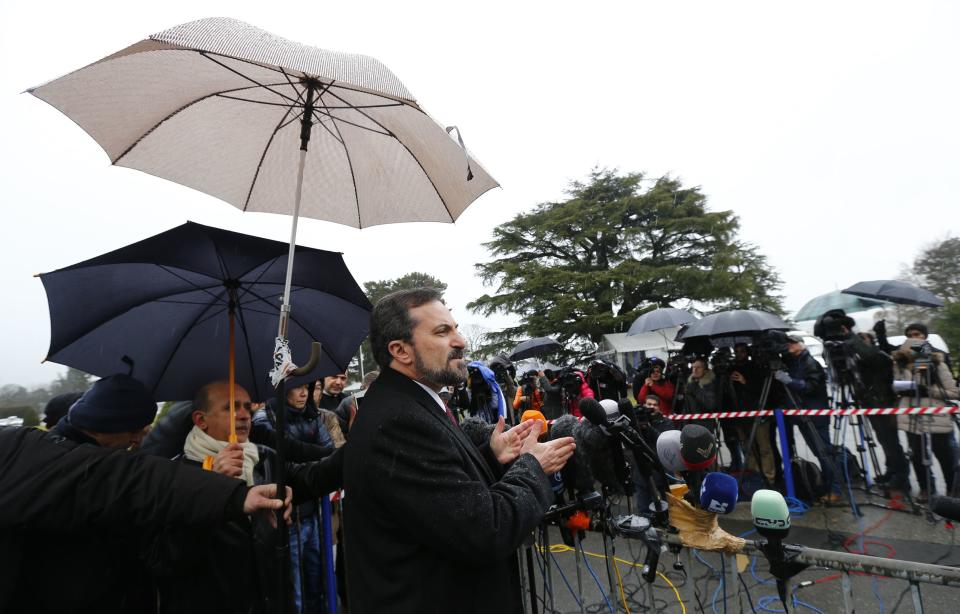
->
xmin=521 ymin=425 xmax=575 ymax=474
xmin=212 ymin=442 xmax=244 ymax=478
xmin=490 ymin=416 xmax=535 ymax=464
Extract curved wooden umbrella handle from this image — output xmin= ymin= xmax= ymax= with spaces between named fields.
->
xmin=290 ymin=341 xmax=322 ymax=377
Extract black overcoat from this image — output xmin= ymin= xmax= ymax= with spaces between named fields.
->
xmin=0 ymin=426 xmax=246 ymax=614
xmin=343 ymin=367 xmax=553 ymax=614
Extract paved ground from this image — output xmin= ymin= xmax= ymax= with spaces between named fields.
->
xmin=523 ymin=496 xmax=960 ymax=613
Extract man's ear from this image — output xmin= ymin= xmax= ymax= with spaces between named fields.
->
xmin=388 ymin=339 xmax=414 ymax=367
xmin=192 ymin=410 xmax=207 ymax=431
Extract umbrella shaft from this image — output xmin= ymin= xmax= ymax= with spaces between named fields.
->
xmin=278 ymin=148 xmax=308 ymax=339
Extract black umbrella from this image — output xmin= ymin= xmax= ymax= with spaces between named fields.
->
xmin=842 ymin=280 xmax=944 ymax=308
xmin=677 ymin=309 xmax=790 ymax=339
xmin=508 ymin=337 xmax=563 ymax=361
xmin=627 ymin=307 xmax=698 ymax=336
xmin=39 ymin=221 xmax=372 ymax=403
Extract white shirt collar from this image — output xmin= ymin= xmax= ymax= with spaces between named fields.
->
xmin=412 ymin=380 xmax=447 ymax=415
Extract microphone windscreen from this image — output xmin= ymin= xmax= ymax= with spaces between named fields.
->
xmin=578 ymin=417 xmax=626 ymax=494
xmin=578 ymin=397 xmax=608 ymax=426
xmin=600 ymin=399 xmax=620 ymax=420
xmin=680 ymin=424 xmax=716 ymax=471
xmin=550 ymin=415 xmax=594 ymax=494
xmin=930 ymin=495 xmax=960 ymax=523
xmin=699 ymin=472 xmax=739 ymax=514
xmin=617 ymin=399 xmax=638 ymax=426
xmin=460 ymin=417 xmax=493 ymax=449
xmin=656 ymin=429 xmax=685 ymax=473
xmin=751 ymin=489 xmax=791 ymax=538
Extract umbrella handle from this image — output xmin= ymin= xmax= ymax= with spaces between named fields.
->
xmin=289 ymin=341 xmax=322 ymax=377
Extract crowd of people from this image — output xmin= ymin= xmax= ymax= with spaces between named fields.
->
xmin=0 ymin=288 xmax=576 ymax=614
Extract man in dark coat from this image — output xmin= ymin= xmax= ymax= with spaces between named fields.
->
xmin=343 ymin=288 xmax=576 ymax=614
xmin=777 ymin=335 xmax=841 ymax=501
xmin=0 ymin=423 xmax=288 ymax=614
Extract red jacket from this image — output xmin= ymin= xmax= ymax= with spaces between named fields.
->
xmin=637 ymin=380 xmax=675 ymax=415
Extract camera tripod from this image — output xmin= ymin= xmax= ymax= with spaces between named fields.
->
xmin=824 ymin=342 xmax=917 ymax=514
xmin=739 ymin=364 xmax=859 ymax=514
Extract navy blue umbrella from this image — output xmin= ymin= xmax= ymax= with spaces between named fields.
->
xmin=508 ymin=337 xmax=563 ymax=361
xmin=677 ymin=309 xmax=790 ymax=339
xmin=842 ymin=279 xmax=944 ymax=308
xmin=39 ymin=221 xmax=372 ymax=402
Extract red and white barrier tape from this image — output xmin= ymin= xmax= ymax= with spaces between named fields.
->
xmin=666 ymin=406 xmax=960 ymax=420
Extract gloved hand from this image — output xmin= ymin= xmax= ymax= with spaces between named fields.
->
xmin=774 ymin=370 xmax=793 ymax=386
xmin=873 ymin=319 xmax=888 ymax=343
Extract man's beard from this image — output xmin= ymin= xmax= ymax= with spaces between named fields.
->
xmin=414 ymin=348 xmax=467 ymax=388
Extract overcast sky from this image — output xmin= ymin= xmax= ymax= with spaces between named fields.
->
xmin=2 ymin=1 xmax=958 ymax=386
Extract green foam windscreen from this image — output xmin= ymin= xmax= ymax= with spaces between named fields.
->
xmin=751 ymin=489 xmax=790 ymax=536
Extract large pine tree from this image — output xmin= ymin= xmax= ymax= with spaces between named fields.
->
xmin=468 ymin=169 xmax=783 ymax=355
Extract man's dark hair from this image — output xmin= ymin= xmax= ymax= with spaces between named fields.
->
xmin=192 ymin=382 xmax=216 ymax=414
xmin=370 ymin=288 xmax=444 ymax=368
xmin=644 ymin=393 xmax=661 ymax=404
xmin=904 ymin=322 xmax=929 ymax=338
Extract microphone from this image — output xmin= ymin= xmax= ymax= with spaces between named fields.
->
xmin=520 ymin=409 xmax=548 ymax=436
xmin=549 ymin=415 xmax=595 ymax=495
xmin=751 ymin=489 xmax=807 ymax=609
xmin=578 ymin=397 xmax=634 ymax=496
xmin=699 ymin=472 xmax=739 ymax=514
xmin=578 ymin=397 xmax=609 ymax=426
xmin=599 ymin=399 xmax=620 ymax=421
xmin=617 ymin=398 xmax=639 ymax=430
xmin=751 ymin=489 xmax=790 ymax=539
xmin=460 ymin=416 xmax=494 ymax=449
xmin=680 ymin=424 xmax=716 ymax=471
xmin=931 ymin=495 xmax=960 ymax=522
xmin=656 ymin=430 xmax=685 ymax=473
xmin=680 ymin=424 xmax=716 ymax=506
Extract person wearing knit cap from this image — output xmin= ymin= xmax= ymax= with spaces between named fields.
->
xmin=49 ymin=374 xmax=157 ymax=450
xmin=41 ymin=390 xmax=83 ymax=429
xmin=905 ymin=322 xmax=929 ymax=339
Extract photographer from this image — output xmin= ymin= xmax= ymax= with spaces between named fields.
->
xmin=818 ymin=309 xmax=910 ymax=497
xmin=719 ymin=343 xmax=762 ymax=472
xmin=893 ymin=337 xmax=959 ymax=502
xmin=513 ymin=370 xmax=544 ymax=414
xmin=539 ymin=370 xmax=564 ymax=420
xmin=684 ymin=357 xmax=718 ymax=415
xmin=776 ymin=335 xmax=842 ymax=503
xmin=633 ymin=358 xmax=676 ymax=415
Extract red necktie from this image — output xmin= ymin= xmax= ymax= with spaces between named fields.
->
xmin=445 ymin=405 xmax=458 ymax=427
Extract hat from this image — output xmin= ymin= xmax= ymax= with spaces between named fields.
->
xmin=904 ymin=322 xmax=928 ymax=338
xmin=42 ymin=391 xmax=83 ymax=428
xmin=68 ymin=374 xmax=157 ymax=433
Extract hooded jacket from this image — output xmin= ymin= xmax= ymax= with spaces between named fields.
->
xmin=893 ymin=343 xmax=959 ymax=434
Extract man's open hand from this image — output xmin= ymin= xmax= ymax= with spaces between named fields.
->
xmin=490 ymin=416 xmax=536 ymax=464
xmin=520 ymin=423 xmax=575 ymax=474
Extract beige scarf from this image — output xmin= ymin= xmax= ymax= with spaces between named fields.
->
xmin=183 ymin=425 xmax=260 ymax=486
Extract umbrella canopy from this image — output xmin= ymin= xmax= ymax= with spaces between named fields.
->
xmin=508 ymin=337 xmax=563 ymax=361
xmin=793 ymin=290 xmax=888 ymax=322
xmin=28 ymin=17 xmax=497 ymax=228
xmin=677 ymin=309 xmax=790 ymax=340
xmin=842 ymin=280 xmax=944 ymax=308
xmin=627 ymin=308 xmax=698 ymax=336
xmin=39 ymin=222 xmax=372 ymax=402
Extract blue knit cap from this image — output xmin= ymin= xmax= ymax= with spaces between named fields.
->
xmin=68 ymin=374 xmax=157 ymax=433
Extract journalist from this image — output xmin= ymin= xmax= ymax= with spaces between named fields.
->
xmin=893 ymin=338 xmax=959 ymax=502
xmin=776 ymin=335 xmax=842 ymax=503
xmin=631 ymin=394 xmax=676 ymax=514
xmin=634 ymin=358 xmax=676 ymax=415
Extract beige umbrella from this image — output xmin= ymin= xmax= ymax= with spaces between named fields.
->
xmin=29 ymin=16 xmax=498 ymax=431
